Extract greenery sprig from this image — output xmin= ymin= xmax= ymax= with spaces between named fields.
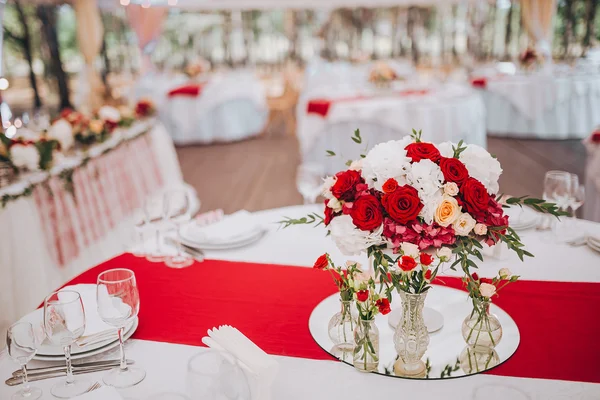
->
xmin=504 ymin=195 xmax=567 ymax=217
xmin=278 ymin=212 xmax=324 ymax=228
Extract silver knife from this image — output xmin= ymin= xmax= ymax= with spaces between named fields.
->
xmin=12 ymin=359 xmax=135 ymax=377
xmin=6 ymin=364 xmax=122 ymax=386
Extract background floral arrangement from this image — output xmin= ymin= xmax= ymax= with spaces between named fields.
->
xmin=519 ymin=48 xmax=542 ymax=70
xmin=368 ymin=61 xmax=398 ymax=84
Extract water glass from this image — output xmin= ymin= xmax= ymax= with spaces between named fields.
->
xmin=144 ymin=194 xmax=169 ymax=262
xmin=44 ymin=290 xmax=92 ymax=398
xmin=543 ymin=171 xmax=571 ymax=241
xmin=165 ymin=189 xmax=195 ymax=269
xmin=6 ymin=322 xmax=42 ymax=400
xmin=186 ymin=351 xmax=250 ymax=400
xmin=296 ymin=163 xmax=325 ymax=204
xmin=96 ymin=268 xmax=145 ymax=388
xmin=569 ymin=174 xmax=585 ymax=220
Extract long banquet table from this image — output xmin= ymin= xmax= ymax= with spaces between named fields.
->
xmin=1 ymin=204 xmax=599 ymax=399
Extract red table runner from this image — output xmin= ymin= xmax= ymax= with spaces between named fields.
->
xmin=307 ymin=89 xmax=430 ymax=118
xmin=167 ymin=84 xmax=204 ymax=98
xmin=63 ymin=254 xmax=600 ymax=384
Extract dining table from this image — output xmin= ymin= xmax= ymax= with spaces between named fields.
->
xmin=1 ymin=204 xmax=599 ymax=399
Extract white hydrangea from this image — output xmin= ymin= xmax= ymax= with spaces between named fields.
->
xmin=436 ymin=141 xmax=456 ymax=158
xmin=48 ymin=119 xmax=74 ymax=151
xmin=361 ymin=137 xmax=412 ymax=191
xmin=328 ymin=215 xmax=384 ymax=256
xmin=321 ymin=176 xmax=336 ymax=200
xmin=458 ymin=144 xmax=502 ymax=195
xmin=406 ymin=159 xmax=444 ymax=224
xmin=10 ymin=144 xmax=40 ymax=171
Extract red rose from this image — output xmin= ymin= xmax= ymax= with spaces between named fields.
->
xmin=399 ymin=256 xmax=417 ymax=272
xmin=356 ymin=290 xmax=369 ymax=302
xmin=313 ymin=254 xmax=329 ymax=270
xmin=592 ymin=131 xmax=600 ymax=143
xmin=104 ymin=120 xmax=118 ymax=132
xmin=382 ymin=178 xmax=398 ymax=193
xmin=460 ymin=178 xmax=490 ymax=215
xmin=135 ymin=100 xmax=152 ymax=117
xmin=375 ymin=298 xmax=391 ymax=315
xmin=439 ymin=157 xmax=469 ymax=185
xmin=331 ymin=170 xmax=362 ymax=201
xmin=471 ymin=272 xmax=479 ymax=281
xmin=419 ymin=253 xmax=434 ymax=266
xmin=350 ymin=194 xmax=383 ymax=231
xmin=382 ymin=185 xmax=423 ymax=225
xmin=323 ymin=200 xmax=334 ymax=225
xmin=424 ymin=269 xmax=432 ymax=281
xmin=60 ymin=108 xmax=74 ymax=119
xmin=405 ymin=142 xmax=441 ymax=163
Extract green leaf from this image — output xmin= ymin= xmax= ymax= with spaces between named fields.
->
xmin=352 ymin=129 xmax=362 ymax=144
xmin=326 ymin=150 xmax=336 ymax=157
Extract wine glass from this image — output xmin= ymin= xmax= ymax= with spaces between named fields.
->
xmin=144 ymin=194 xmax=169 ymax=263
xmin=543 ymin=171 xmax=571 ymax=240
xmin=130 ymin=208 xmax=147 ymax=258
xmin=296 ymin=163 xmax=325 ymax=204
xmin=43 ymin=290 xmax=92 ymax=398
xmin=569 ymin=174 xmax=585 ymax=219
xmin=165 ymin=189 xmax=195 ymax=269
xmin=96 ymin=269 xmax=146 ymax=388
xmin=6 ymin=322 xmax=42 ymax=400
xmin=186 ymin=351 xmax=251 ymax=400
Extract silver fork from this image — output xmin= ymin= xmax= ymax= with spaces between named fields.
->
xmin=85 ymin=382 xmax=102 ymax=394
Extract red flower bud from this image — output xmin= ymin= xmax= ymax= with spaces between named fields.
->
xmin=419 ymin=253 xmax=434 ymax=266
xmin=313 ymin=254 xmax=328 ymax=270
xmin=375 ymin=298 xmax=391 ymax=315
xmin=356 ymin=289 xmax=369 ymax=302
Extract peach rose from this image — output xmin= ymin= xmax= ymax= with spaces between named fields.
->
xmin=434 ymin=194 xmax=460 ymax=227
xmin=89 ymin=119 xmax=104 ymax=134
xmin=474 ymin=223 xmax=488 ymax=235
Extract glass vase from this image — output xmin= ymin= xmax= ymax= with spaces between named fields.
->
xmin=352 ymin=317 xmax=379 ymax=372
xmin=459 ymin=345 xmax=500 ymax=374
xmin=393 ymin=291 xmax=429 ymax=377
xmin=328 ymin=298 xmax=357 ymax=351
xmin=461 ymin=298 xmax=503 ymax=351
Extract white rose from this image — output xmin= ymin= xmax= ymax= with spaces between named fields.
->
xmin=98 ymin=105 xmax=121 ymax=123
xmin=443 ymin=182 xmax=459 ymax=196
xmin=453 ymin=213 xmax=476 ymax=236
xmin=436 ymin=247 xmax=453 ymax=261
xmin=349 ymin=159 xmax=363 ymax=171
xmin=48 ymin=119 xmax=74 ymax=151
xmin=400 ymin=242 xmax=420 ymax=258
xmin=479 ymin=282 xmax=497 ymax=298
xmin=474 ymin=223 xmax=488 ymax=236
xmin=458 ymin=144 xmax=502 ymax=195
xmin=328 ymin=215 xmax=384 ymax=256
xmin=10 ymin=144 xmax=40 ymax=171
xmin=321 ymin=176 xmax=336 ymax=200
xmin=327 ymin=197 xmax=342 ymax=212
xmin=361 ymin=138 xmax=412 ymax=191
xmin=499 ymin=268 xmax=512 ymax=279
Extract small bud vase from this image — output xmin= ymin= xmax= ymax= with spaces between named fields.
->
xmin=461 ymin=298 xmax=502 ymax=351
xmin=353 ymin=317 xmax=379 ymax=372
xmin=328 ymin=297 xmax=357 ymax=351
xmin=393 ymin=291 xmax=429 ymax=377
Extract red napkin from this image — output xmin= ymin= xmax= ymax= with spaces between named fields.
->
xmin=471 ymin=77 xmax=488 ymax=89
xmin=168 ymin=84 xmax=203 ymax=98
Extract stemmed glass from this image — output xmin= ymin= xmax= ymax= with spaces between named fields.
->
xmin=96 ymin=268 xmax=146 ymax=388
xmin=43 ymin=290 xmax=92 ymax=398
xmin=296 ymin=163 xmax=325 ymax=204
xmin=130 ymin=208 xmax=147 ymax=258
xmin=144 ymin=194 xmax=169 ymax=262
xmin=165 ymin=189 xmax=195 ymax=269
xmin=6 ymin=322 xmax=42 ymax=400
xmin=186 ymin=351 xmax=250 ymax=400
xmin=569 ymin=174 xmax=585 ymax=222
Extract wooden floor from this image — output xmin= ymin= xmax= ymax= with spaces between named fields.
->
xmin=176 ymin=135 xmax=587 ymax=214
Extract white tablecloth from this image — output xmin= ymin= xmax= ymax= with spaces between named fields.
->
xmin=584 ymin=139 xmax=600 ymax=222
xmin=134 ymin=71 xmax=269 ymax=145
xmin=1 ymin=205 xmax=599 ymax=399
xmin=297 ymin=84 xmax=486 ymax=175
xmin=0 ymin=123 xmax=184 ymax=339
xmin=480 ymin=72 xmax=600 ymax=139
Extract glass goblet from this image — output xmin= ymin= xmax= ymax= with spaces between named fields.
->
xmin=6 ymin=322 xmax=42 ymax=400
xmin=186 ymin=351 xmax=250 ymax=400
xmin=97 ymin=268 xmax=146 ymax=388
xmin=44 ymin=290 xmax=92 ymax=398
xmin=165 ymin=189 xmax=195 ymax=269
xmin=296 ymin=163 xmax=325 ymax=204
xmin=144 ymin=194 xmax=169 ymax=263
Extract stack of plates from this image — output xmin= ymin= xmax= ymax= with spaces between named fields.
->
xmin=18 ymin=284 xmax=138 ymax=361
xmin=179 ymin=210 xmax=266 ymax=250
xmin=587 ymin=236 xmax=600 ymax=253
xmin=505 ymin=205 xmax=539 ymax=231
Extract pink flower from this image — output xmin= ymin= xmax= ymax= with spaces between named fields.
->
xmin=382 ymin=218 xmax=456 ymax=251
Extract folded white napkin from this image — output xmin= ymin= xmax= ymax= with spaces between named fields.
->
xmin=71 ymin=386 xmax=123 ymax=400
xmin=183 ymin=210 xmax=261 ymax=245
xmin=202 ymin=325 xmax=279 ymax=400
xmin=59 ymin=284 xmax=115 ymax=337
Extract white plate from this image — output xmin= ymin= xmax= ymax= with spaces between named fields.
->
xmin=33 ymin=318 xmax=138 ymax=361
xmin=19 ymin=308 xmax=134 ymax=357
xmin=180 ymin=228 xmax=266 ymax=250
xmin=506 ymin=206 xmax=539 ymax=231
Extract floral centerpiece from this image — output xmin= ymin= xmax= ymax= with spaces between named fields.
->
xmin=282 ymin=129 xmax=564 ymax=372
xmin=135 ymin=98 xmax=156 ymax=119
xmin=519 ymin=48 xmax=542 ymax=72
xmin=0 ymin=133 xmax=60 ymax=173
xmin=368 ymin=62 xmax=398 ymax=88
xmin=184 ymin=59 xmax=210 ymax=79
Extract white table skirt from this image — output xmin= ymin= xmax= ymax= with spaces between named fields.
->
xmin=1 ymin=204 xmax=599 ymax=399
xmin=480 ymin=74 xmax=600 ymax=139
xmin=297 ymin=86 xmax=487 ymax=175
xmin=0 ymin=124 xmax=184 ymax=339
xmin=135 ymin=71 xmax=269 ymax=145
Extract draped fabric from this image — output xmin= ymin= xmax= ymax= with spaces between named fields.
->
xmin=73 ymin=0 xmax=104 ymax=112
xmin=126 ymin=5 xmax=168 ymax=74
xmin=520 ymin=0 xmax=557 ymax=58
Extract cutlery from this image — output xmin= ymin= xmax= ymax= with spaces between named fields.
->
xmin=5 ymin=364 xmax=125 ymax=386
xmin=166 ymin=237 xmax=205 ymax=261
xmin=85 ymin=381 xmax=102 ymax=393
xmin=12 ymin=359 xmax=135 ymax=377
xmin=567 ymin=236 xmax=588 ymax=247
